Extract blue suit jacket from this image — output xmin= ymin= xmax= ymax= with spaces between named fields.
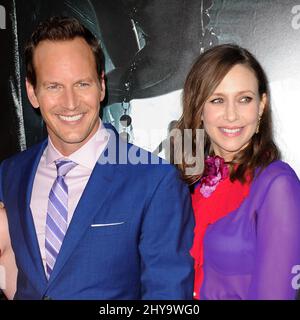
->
xmin=0 ymin=125 xmax=194 ymax=300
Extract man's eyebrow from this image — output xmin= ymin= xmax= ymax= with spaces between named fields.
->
xmin=42 ymin=81 xmax=61 ymax=86
xmin=74 ymin=77 xmax=94 ymax=83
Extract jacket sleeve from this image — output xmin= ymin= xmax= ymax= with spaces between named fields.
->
xmin=139 ymin=166 xmax=195 ymax=299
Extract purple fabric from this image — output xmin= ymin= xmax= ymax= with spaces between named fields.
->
xmin=200 ymin=161 xmax=300 ymax=300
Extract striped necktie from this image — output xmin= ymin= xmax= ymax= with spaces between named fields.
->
xmin=45 ymin=159 xmax=77 ymax=279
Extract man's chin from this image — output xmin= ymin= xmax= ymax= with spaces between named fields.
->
xmin=61 ymin=137 xmax=88 ymax=145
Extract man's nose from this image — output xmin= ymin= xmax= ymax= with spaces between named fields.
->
xmin=62 ymin=88 xmax=79 ymax=110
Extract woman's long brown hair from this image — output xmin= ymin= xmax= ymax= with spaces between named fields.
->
xmin=175 ymin=44 xmax=280 ymax=185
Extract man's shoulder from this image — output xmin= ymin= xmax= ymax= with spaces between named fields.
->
xmin=103 ymin=122 xmax=176 ymax=173
xmin=116 ymin=141 xmax=183 ymax=191
xmin=122 ymin=139 xmax=175 ymax=168
xmin=0 ymin=139 xmax=47 ymax=170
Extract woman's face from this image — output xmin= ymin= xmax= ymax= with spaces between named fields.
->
xmin=202 ymin=64 xmax=266 ymax=161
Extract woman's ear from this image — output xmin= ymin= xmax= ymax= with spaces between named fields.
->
xmin=259 ymin=93 xmax=267 ymax=116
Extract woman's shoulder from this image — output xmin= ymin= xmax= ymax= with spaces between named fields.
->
xmin=251 ymin=161 xmax=300 ymax=227
xmin=255 ymin=160 xmax=299 ymax=183
xmin=251 ymin=160 xmax=300 ymax=201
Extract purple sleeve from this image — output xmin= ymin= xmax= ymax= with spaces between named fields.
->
xmin=248 ymin=173 xmax=300 ymax=299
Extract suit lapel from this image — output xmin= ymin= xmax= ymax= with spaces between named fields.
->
xmin=18 ymin=140 xmax=49 ymax=290
xmin=47 ymin=130 xmax=121 ymax=286
xmin=47 ymin=160 xmax=116 ymax=286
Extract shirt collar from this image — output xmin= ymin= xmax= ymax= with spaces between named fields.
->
xmin=45 ymin=120 xmax=110 ymax=170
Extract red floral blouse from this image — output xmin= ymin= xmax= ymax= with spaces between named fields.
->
xmin=190 ymin=158 xmax=251 ymax=299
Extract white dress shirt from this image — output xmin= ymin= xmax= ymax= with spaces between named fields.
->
xmin=30 ymin=121 xmax=109 ymax=271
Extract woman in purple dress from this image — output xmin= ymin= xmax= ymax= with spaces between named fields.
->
xmin=175 ymin=44 xmax=300 ymax=299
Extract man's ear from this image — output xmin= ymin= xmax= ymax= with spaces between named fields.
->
xmin=99 ymin=71 xmax=106 ymax=102
xmin=25 ymin=78 xmax=39 ymax=109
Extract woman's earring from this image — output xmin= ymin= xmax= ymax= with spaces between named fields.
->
xmin=256 ymin=115 xmax=262 ymax=134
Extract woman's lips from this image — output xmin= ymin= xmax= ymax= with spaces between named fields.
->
xmin=219 ymin=127 xmax=243 ymax=137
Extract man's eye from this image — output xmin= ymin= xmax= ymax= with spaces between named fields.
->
xmin=47 ymin=84 xmax=59 ymax=90
xmin=78 ymin=82 xmax=90 ymax=88
xmin=240 ymin=96 xmax=253 ymax=103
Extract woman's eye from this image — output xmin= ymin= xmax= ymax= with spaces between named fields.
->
xmin=210 ymin=98 xmax=223 ymax=104
xmin=240 ymin=96 xmax=253 ymax=103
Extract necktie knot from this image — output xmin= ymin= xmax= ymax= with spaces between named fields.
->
xmin=55 ymin=160 xmax=77 ymax=177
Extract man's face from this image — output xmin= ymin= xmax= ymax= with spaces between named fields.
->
xmin=26 ymin=37 xmax=105 ymax=156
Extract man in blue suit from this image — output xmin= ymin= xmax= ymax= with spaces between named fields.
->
xmin=0 ymin=16 xmax=194 ymax=299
